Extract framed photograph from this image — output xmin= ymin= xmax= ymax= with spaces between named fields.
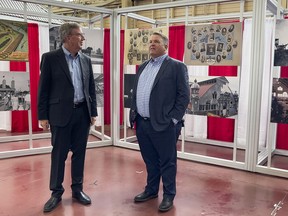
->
xmin=206 ymin=44 xmax=216 ymax=55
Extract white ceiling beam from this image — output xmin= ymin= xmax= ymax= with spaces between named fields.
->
xmin=90 ymin=13 xmax=110 ymax=23
xmin=157 ymin=10 xmax=274 ymax=24
xmin=0 ymin=7 xmax=89 ymax=23
xmin=125 ymin=13 xmax=162 ymax=25
xmin=116 ymin=0 xmax=238 ymax=14
xmin=13 ymin=0 xmax=113 ymax=14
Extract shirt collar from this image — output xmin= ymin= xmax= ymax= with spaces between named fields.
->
xmin=150 ymin=53 xmax=167 ymax=63
xmin=62 ymin=46 xmax=79 ymax=59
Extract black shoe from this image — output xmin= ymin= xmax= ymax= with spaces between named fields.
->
xmin=158 ymin=197 xmax=173 ymax=212
xmin=72 ymin=191 xmax=91 ymax=205
xmin=43 ymin=196 xmax=62 ymax=213
xmin=134 ymin=191 xmax=158 ymax=202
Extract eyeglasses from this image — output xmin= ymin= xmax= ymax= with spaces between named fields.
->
xmin=69 ymin=33 xmax=85 ymax=38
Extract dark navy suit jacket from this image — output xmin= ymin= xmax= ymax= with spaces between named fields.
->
xmin=130 ymin=56 xmax=190 ymax=132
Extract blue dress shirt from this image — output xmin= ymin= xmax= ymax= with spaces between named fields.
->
xmin=62 ymin=46 xmax=85 ymax=103
xmin=136 ymin=54 xmax=167 ymax=118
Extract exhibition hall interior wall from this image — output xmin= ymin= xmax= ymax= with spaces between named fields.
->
xmin=0 ymin=19 xmax=286 ymax=149
xmin=1 ymin=10 xmax=288 ymax=153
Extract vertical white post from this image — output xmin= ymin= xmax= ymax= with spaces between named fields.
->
xmin=111 ymin=11 xmax=121 ymax=145
xmin=245 ymin=0 xmax=267 ymax=171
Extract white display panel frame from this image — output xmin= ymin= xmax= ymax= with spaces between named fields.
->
xmin=0 ymin=0 xmax=113 ymax=159
xmin=0 ymin=0 xmax=288 ymax=179
xmin=113 ymin=0 xmax=288 ymax=179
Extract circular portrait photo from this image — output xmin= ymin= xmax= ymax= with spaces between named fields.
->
xmin=187 ymin=41 xmax=192 ymax=49
xmin=193 ymin=36 xmax=197 ymax=43
xmin=226 ymin=44 xmax=232 ymax=52
xmin=142 ymin=53 xmax=148 ymax=61
xmin=133 ymin=33 xmax=137 ymax=40
xmin=227 ymin=34 xmax=233 ymax=43
xmin=130 ymin=38 xmax=133 ymax=44
xmin=221 ymin=27 xmax=227 ymax=36
xmin=142 ymin=36 xmax=148 ymax=43
xmin=216 ymin=25 xmax=221 ymax=32
xmin=222 ymin=51 xmax=227 ymax=59
xmin=130 ymin=31 xmax=133 ymax=37
xmin=138 ymin=31 xmax=141 ymax=37
xmin=216 ymin=54 xmax=221 ymax=63
xmin=127 ymin=52 xmax=133 ymax=60
xmin=203 ymin=27 xmax=208 ymax=33
xmin=209 ymin=25 xmax=214 ymax=32
xmin=200 ymin=55 xmax=206 ymax=63
xmin=133 ymin=41 xmax=137 ymax=47
xmin=228 ymin=24 xmax=235 ymax=32
xmin=195 ymin=52 xmax=200 ymax=59
xmin=191 ymin=27 xmax=196 ymax=34
xmin=232 ymin=40 xmax=238 ymax=48
xmin=192 ymin=44 xmax=198 ymax=53
xmin=137 ymin=53 xmax=141 ymax=61
xmin=200 ymin=43 xmax=206 ymax=52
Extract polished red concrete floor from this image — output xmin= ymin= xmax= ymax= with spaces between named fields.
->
xmin=1 ymin=146 xmax=288 ymax=216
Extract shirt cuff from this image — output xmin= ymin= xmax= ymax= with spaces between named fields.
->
xmin=172 ymin=118 xmax=178 ymax=125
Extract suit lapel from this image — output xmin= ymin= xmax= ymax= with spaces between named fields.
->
xmin=79 ymin=53 xmax=88 ymax=83
xmin=56 ymin=49 xmax=73 ymax=85
xmin=151 ymin=56 xmax=170 ymax=90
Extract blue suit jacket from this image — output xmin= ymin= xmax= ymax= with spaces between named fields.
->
xmin=131 ymin=56 xmax=190 ymax=131
xmin=38 ymin=48 xmax=97 ymax=127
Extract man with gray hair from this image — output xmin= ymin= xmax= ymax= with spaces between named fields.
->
xmin=38 ymin=22 xmax=97 ymax=212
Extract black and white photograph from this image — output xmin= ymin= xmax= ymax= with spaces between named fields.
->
xmin=124 ymin=27 xmax=168 ymax=65
xmin=82 ymin=28 xmax=104 ymax=65
xmin=274 ymin=19 xmax=288 ymax=66
xmin=217 ymin=42 xmax=224 ymax=52
xmin=184 ymin=23 xmax=242 ymax=66
xmin=186 ymin=76 xmax=239 ymax=118
xmin=271 ymin=78 xmax=288 ymax=123
xmin=206 ymin=43 xmax=216 ymax=55
xmin=0 ymin=72 xmax=30 ymax=111
xmin=49 ymin=26 xmax=62 ymax=51
xmin=49 ymin=26 xmax=104 ymax=65
xmin=93 ymin=73 xmax=104 ymax=107
xmin=124 ymin=74 xmax=136 ymax=108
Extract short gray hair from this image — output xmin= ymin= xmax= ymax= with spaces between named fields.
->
xmin=152 ymin=32 xmax=169 ymax=46
xmin=59 ymin=22 xmax=81 ymax=43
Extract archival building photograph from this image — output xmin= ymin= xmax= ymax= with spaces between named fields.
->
xmin=186 ymin=76 xmax=239 ymax=118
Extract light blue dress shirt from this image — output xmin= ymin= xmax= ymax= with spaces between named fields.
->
xmin=136 ymin=54 xmax=167 ymax=118
xmin=62 ymin=46 xmax=85 ymax=103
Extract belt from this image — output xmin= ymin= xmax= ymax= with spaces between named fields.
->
xmin=139 ymin=116 xmax=150 ymax=121
xmin=73 ymin=101 xmax=85 ymax=108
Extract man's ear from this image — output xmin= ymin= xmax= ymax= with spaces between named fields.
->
xmin=165 ymin=45 xmax=168 ymax=50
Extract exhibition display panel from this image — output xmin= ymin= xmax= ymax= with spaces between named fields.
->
xmin=0 ymin=0 xmax=288 ymax=179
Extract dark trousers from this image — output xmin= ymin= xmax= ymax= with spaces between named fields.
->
xmin=136 ymin=116 xmax=182 ymax=200
xmin=49 ymin=105 xmax=90 ymax=198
